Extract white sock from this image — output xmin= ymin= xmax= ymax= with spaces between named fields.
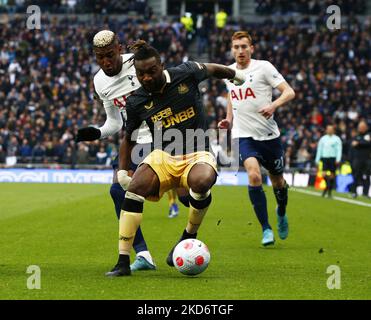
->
xmin=137 ymin=250 xmax=155 ymax=266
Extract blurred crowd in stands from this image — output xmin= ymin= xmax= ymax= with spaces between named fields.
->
xmin=0 ymin=6 xmax=370 ymax=169
xmin=0 ymin=14 xmax=188 ymax=167
xmin=255 ymin=0 xmax=367 ymax=15
xmin=0 ymin=0 xmax=152 ymax=16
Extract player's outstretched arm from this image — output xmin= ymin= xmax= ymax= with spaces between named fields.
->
xmin=204 ymin=63 xmax=246 ymax=85
xmin=76 ymin=95 xmax=123 ymax=142
xmin=117 ymin=133 xmax=136 ymax=190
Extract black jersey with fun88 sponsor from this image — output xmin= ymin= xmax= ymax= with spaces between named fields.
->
xmin=125 ymin=61 xmax=211 ymax=155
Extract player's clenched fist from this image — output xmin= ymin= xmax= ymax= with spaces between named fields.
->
xmin=117 ymin=170 xmax=132 ymax=190
xmin=76 ymin=127 xmax=101 ymax=142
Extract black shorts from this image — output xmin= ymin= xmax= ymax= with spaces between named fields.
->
xmin=321 ymin=157 xmax=336 ymax=173
xmin=238 ymin=137 xmax=285 ymax=175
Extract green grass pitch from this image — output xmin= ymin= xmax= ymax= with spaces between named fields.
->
xmin=0 ymin=183 xmax=370 ymax=300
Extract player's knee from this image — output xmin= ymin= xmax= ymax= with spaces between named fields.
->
xmin=248 ymin=171 xmax=262 ymax=185
xmin=188 ymin=169 xmax=216 ymax=193
xmin=189 ymin=177 xmax=214 ymax=194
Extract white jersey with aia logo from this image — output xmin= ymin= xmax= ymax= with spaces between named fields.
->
xmin=94 ymin=53 xmax=152 ymax=143
xmin=225 ymin=59 xmax=285 ymax=140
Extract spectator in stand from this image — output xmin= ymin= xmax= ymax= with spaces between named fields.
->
xmin=296 ymin=143 xmax=311 ymax=170
xmin=215 ymin=8 xmax=227 ymax=30
xmin=19 ymin=138 xmax=32 ymax=163
xmin=96 ymin=146 xmax=108 ymax=165
xmin=32 ymin=142 xmax=46 ymax=163
xmin=5 ymin=135 xmax=18 ymax=166
xmin=349 ymin=121 xmax=371 ymax=198
xmin=180 ymin=12 xmax=194 ymax=42
xmin=196 ymin=13 xmax=210 ymax=56
xmin=0 ymin=142 xmax=5 ymax=164
xmin=61 ymin=145 xmax=75 ymax=166
xmin=76 ymin=142 xmax=90 ymax=164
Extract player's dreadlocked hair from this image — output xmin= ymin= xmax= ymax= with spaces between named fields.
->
xmin=127 ymin=40 xmax=161 ymax=63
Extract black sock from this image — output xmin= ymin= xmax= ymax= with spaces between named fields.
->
xmin=273 ymin=182 xmax=289 ymax=217
xmin=181 ymin=229 xmax=197 ymax=240
xmin=363 ymin=179 xmax=370 ymax=197
xmin=118 ymin=254 xmax=130 ymax=267
xmin=323 ymin=176 xmax=330 ymax=196
xmin=248 ymin=185 xmax=271 ymax=231
xmin=328 ymin=177 xmax=335 ymax=196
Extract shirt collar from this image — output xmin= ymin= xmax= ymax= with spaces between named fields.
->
xmin=164 ymin=70 xmax=171 ymax=83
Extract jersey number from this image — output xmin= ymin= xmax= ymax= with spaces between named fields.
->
xmin=274 ymin=157 xmax=284 ymax=172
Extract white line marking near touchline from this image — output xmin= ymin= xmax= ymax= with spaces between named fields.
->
xmin=292 ymin=188 xmax=371 ymax=208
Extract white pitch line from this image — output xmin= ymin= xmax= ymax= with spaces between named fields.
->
xmin=292 ymin=188 xmax=371 ymax=208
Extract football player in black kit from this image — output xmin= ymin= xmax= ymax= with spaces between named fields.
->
xmin=106 ymin=40 xmax=246 ymax=276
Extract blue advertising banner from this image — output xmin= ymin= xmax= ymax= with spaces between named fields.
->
xmin=0 ymin=169 xmax=358 ymax=194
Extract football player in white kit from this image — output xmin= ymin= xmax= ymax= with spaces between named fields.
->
xmin=218 ymin=31 xmax=295 ymax=246
xmin=76 ymin=30 xmax=157 ymax=271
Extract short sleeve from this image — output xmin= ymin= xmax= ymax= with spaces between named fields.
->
xmin=263 ymin=61 xmax=285 ymax=88
xmin=177 ymin=61 xmax=208 ymax=83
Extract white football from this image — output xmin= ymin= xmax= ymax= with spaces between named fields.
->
xmin=172 ymin=239 xmax=210 ymax=276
